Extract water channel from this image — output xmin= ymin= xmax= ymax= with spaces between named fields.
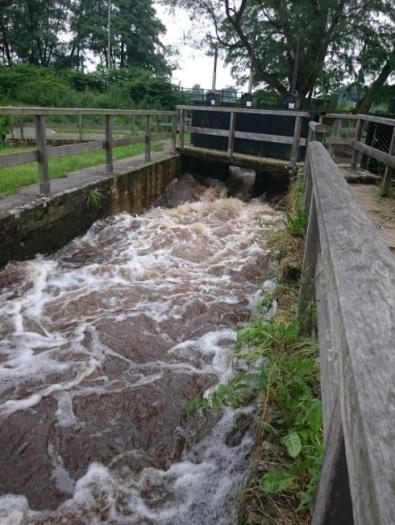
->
xmin=0 ymin=172 xmax=282 ymax=524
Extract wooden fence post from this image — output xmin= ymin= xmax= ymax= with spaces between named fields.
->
xmin=35 ymin=115 xmax=50 ymax=195
xmin=227 ymin=111 xmax=236 ymax=157
xmin=290 ymin=115 xmax=302 ymax=166
xmin=179 ymin=109 xmax=185 ymax=149
xmin=350 ymin=119 xmax=363 ymax=170
xmin=381 ymin=127 xmax=395 ymax=197
xmin=297 ymin=193 xmax=319 ymax=333
xmin=329 ymin=118 xmax=340 ymax=157
xmin=78 ymin=113 xmax=83 ymax=142
xmin=312 ymin=399 xmax=354 ymax=525
xmin=145 ymin=114 xmax=151 ymax=162
xmin=171 ymin=114 xmax=177 ymax=153
xmin=105 ymin=114 xmax=113 ymax=174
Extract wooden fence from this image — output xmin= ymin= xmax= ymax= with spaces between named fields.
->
xmin=0 ymin=107 xmax=177 ymax=195
xmin=299 ymin=140 xmax=395 ymax=524
xmin=321 ymin=113 xmax=395 ymax=196
xmin=176 ymin=105 xmax=311 ymax=166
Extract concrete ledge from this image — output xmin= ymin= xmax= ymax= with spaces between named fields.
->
xmin=0 ymin=153 xmax=180 ymax=267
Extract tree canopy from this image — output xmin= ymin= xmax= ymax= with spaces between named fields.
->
xmin=165 ymin=0 xmax=394 ymax=107
xmin=0 ymin=0 xmax=171 ymax=74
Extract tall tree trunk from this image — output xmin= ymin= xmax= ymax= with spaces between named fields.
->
xmin=355 ymin=50 xmax=395 ymax=113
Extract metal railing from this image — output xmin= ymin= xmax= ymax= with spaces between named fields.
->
xmin=0 ymin=107 xmax=177 ymax=195
xmin=298 ymin=140 xmax=395 ymax=524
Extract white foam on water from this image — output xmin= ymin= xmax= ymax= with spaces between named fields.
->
xmin=0 ymin=180 xmax=282 ymax=523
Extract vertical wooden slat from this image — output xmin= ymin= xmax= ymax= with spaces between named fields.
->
xmin=145 ymin=114 xmax=151 ymax=162
xmin=105 ymin=114 xmax=113 ymax=174
xmin=350 ymin=119 xmax=363 ymax=169
xmin=290 ymin=115 xmax=302 ymax=166
xmin=297 ymin=193 xmax=319 ymax=333
xmin=171 ymin=114 xmax=177 ymax=153
xmin=227 ymin=111 xmax=236 ymax=157
xmin=78 ymin=113 xmax=83 ymax=142
xmin=381 ymin=127 xmax=395 ymax=197
xmin=35 ymin=115 xmax=50 ymax=195
xmin=179 ymin=109 xmax=185 ymax=149
xmin=312 ymin=399 xmax=354 ymax=525
xmin=329 ymin=118 xmax=340 ymax=157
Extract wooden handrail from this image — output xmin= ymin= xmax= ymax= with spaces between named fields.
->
xmin=0 ymin=107 xmax=175 ymax=195
xmin=300 ymin=141 xmax=395 ymax=524
xmin=176 ymin=104 xmax=310 ymax=117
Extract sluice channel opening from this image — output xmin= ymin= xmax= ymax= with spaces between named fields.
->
xmin=0 ymin=171 xmax=285 ymax=524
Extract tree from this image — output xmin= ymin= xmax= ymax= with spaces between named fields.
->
xmin=165 ymin=0 xmax=394 ymax=107
xmin=0 ymin=1 xmax=70 ymax=67
xmin=68 ymin=0 xmax=170 ymax=73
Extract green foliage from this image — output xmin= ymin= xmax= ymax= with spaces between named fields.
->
xmin=283 ymin=209 xmax=308 ymax=238
xmin=87 ymin=188 xmax=104 ymax=208
xmin=0 ymin=64 xmax=186 ymax=110
xmin=260 ymin=470 xmax=296 ymax=493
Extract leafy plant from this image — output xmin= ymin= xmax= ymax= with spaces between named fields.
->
xmin=87 ymin=188 xmax=104 ymax=208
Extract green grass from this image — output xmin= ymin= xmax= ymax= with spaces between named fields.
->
xmin=0 ymin=141 xmax=165 ymax=196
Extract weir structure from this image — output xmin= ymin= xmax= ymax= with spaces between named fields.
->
xmin=0 ymin=105 xmax=394 ymax=523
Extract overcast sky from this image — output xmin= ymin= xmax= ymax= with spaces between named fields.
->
xmin=154 ymin=3 xmax=238 ymax=89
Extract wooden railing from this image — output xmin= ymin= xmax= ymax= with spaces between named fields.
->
xmin=0 ymin=107 xmax=177 ymax=195
xmin=321 ymin=112 xmax=395 ymax=196
xmin=299 ymin=141 xmax=395 ymax=524
xmin=176 ymin=105 xmax=311 ymax=166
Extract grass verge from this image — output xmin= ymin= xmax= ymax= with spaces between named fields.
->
xmin=188 ymin=178 xmax=323 ymax=524
xmin=0 ymin=141 xmax=165 ymax=196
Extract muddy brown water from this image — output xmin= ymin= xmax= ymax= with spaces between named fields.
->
xmin=0 ymin=174 xmax=282 ymax=525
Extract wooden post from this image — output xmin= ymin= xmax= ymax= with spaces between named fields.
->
xmin=78 ymin=113 xmax=83 ymax=142
xmin=381 ymin=127 xmax=395 ymax=197
xmin=145 ymin=114 xmax=151 ymax=162
xmin=20 ymin=121 xmax=24 ymax=141
xmin=105 ymin=114 xmax=113 ymax=174
xmin=227 ymin=111 xmax=236 ymax=157
xmin=171 ymin=114 xmax=177 ymax=153
xmin=35 ymin=115 xmax=50 ymax=195
xmin=297 ymin=194 xmax=319 ymax=333
xmin=290 ymin=115 xmax=302 ymax=166
xmin=329 ymin=118 xmax=340 ymax=157
xmin=312 ymin=399 xmax=354 ymax=525
xmin=179 ymin=109 xmax=185 ymax=149
xmin=350 ymin=119 xmax=363 ymax=169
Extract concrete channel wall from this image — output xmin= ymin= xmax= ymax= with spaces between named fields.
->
xmin=0 ymin=154 xmax=181 ymax=267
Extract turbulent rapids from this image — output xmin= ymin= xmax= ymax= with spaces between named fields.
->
xmin=0 ymin=174 xmax=282 ymax=525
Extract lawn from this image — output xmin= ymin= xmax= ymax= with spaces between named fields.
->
xmin=0 ymin=141 xmax=166 ymax=196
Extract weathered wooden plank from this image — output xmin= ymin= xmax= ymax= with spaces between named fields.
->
xmin=179 ymin=109 xmax=185 ymax=149
xmin=351 ymin=139 xmax=395 ymax=169
xmin=228 ymin=112 xmax=236 ymax=157
xmin=177 ymin=104 xmax=309 ymax=117
xmin=35 ymin=115 xmax=50 ymax=195
xmin=145 ymin=114 xmax=151 ymax=162
xmin=190 ymin=126 xmax=307 ymax=145
xmin=327 ymin=137 xmax=351 ymax=146
xmin=350 ymin=119 xmax=363 ymax=169
xmin=171 ymin=114 xmax=177 ymax=153
xmin=356 ymin=114 xmax=395 ymax=127
xmin=0 ymin=107 xmax=175 ymax=117
xmin=190 ymin=126 xmax=229 ymax=138
xmin=0 ymin=149 xmax=38 ymax=168
xmin=297 ymin=193 xmax=319 ymax=333
xmin=312 ymin=398 xmax=354 ymax=525
xmin=326 ymin=113 xmax=358 ymax=120
xmin=105 ymin=115 xmax=113 ymax=174
xmin=48 ymin=140 xmax=103 ymax=159
xmin=290 ymin=116 xmax=302 ymax=165
xmin=381 ymin=127 xmax=395 ymax=197
xmin=309 ymin=141 xmax=395 ymax=524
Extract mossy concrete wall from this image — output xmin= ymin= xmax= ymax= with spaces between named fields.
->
xmin=0 ymin=155 xmax=180 ymax=267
